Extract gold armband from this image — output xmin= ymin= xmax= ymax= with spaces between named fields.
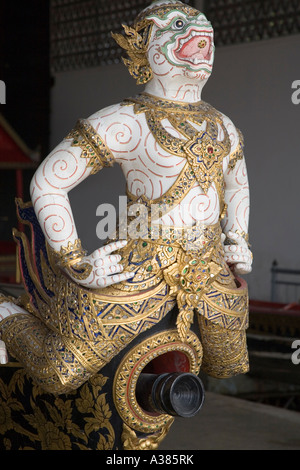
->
xmin=66 ymin=119 xmax=115 ymax=175
xmin=228 ymin=129 xmax=244 ymax=170
xmin=57 ymin=239 xmax=93 ymax=281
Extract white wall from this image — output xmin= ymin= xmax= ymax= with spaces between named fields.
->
xmin=50 ymin=33 xmax=300 ymax=302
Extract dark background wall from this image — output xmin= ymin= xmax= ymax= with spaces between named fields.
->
xmin=0 ymin=0 xmax=51 ymax=157
xmin=0 ymin=0 xmax=51 ymax=241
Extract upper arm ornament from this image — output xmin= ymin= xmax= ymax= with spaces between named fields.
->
xmin=228 ymin=128 xmax=245 ymax=170
xmin=66 ymin=119 xmax=115 ymax=174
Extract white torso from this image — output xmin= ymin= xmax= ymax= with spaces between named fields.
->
xmin=87 ymin=101 xmax=246 ymax=227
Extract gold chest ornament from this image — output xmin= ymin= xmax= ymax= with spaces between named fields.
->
xmin=123 ymin=92 xmax=234 ymax=202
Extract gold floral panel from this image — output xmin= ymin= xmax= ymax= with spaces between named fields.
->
xmin=0 ymin=364 xmax=119 ymax=450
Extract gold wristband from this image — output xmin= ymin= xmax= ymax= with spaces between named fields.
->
xmin=57 ymin=239 xmax=87 ymax=268
xmin=57 ymin=239 xmax=92 ymax=281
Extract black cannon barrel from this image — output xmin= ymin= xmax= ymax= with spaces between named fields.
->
xmin=136 ymin=372 xmax=205 ymax=418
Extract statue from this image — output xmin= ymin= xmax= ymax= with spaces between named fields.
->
xmin=0 ymin=0 xmax=252 ymax=450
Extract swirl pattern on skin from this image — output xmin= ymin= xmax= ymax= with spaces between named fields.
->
xmin=100 ymin=113 xmax=142 ymax=154
xmin=17 ymin=5 xmax=253 ymax=289
xmin=90 ymin=103 xmax=246 ymax=231
xmin=29 ymin=89 xmax=251 ymax=284
xmin=40 ymin=202 xmax=75 ymax=244
xmin=0 ymin=3 xmax=252 ymax=403
xmin=42 ymin=148 xmax=88 ymax=190
xmin=30 ymin=143 xmax=91 ymax=251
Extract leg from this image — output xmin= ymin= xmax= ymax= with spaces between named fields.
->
xmin=0 ymin=298 xmax=29 ymax=321
xmin=0 ymin=340 xmax=8 ymax=364
xmin=0 ymin=297 xmax=29 ymax=364
xmin=198 ymin=315 xmax=249 ymax=378
xmin=0 ymin=298 xmax=105 ymax=394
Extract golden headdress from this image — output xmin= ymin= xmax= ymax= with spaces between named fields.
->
xmin=111 ymin=22 xmax=153 ymax=85
xmin=111 ymin=1 xmax=199 ymax=85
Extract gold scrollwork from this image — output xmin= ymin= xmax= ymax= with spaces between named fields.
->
xmin=113 ymin=329 xmax=203 ymax=439
xmin=122 ymin=422 xmax=173 ymax=451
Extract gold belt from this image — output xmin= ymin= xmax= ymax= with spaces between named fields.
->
xmin=149 ymin=221 xmax=222 ymax=252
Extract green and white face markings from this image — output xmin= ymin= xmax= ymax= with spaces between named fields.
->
xmin=146 ymin=10 xmax=215 ymax=76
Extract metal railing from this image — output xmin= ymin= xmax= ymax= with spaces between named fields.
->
xmin=271 ymin=260 xmax=300 ymax=303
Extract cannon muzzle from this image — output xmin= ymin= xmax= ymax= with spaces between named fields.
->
xmin=136 ymin=372 xmax=205 ymax=418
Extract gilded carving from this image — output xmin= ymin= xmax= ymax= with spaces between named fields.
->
xmin=0 ymin=0 xmax=253 ymax=450
xmin=113 ymin=329 xmax=202 ymax=435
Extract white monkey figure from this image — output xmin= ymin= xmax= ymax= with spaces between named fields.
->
xmin=0 ymin=1 xmax=252 ymax=391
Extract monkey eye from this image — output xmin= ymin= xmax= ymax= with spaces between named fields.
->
xmin=172 ymin=18 xmax=186 ymax=30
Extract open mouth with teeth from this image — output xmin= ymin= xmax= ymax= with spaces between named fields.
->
xmin=173 ymin=28 xmax=214 ymax=68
